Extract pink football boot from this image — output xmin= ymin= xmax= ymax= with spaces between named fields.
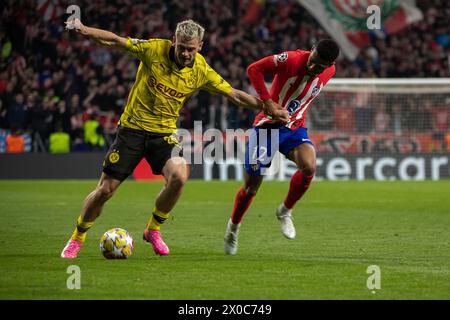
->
xmin=61 ymin=239 xmax=83 ymax=258
xmin=143 ymin=230 xmax=170 ymax=256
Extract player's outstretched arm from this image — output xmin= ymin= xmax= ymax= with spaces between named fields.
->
xmin=226 ymin=89 xmax=262 ymax=110
xmin=226 ymin=89 xmax=289 ymax=124
xmin=65 ymin=18 xmax=127 ymax=49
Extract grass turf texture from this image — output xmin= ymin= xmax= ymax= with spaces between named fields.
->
xmin=0 ymin=180 xmax=449 ymax=299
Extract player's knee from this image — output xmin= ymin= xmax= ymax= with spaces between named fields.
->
xmin=168 ymin=171 xmax=188 ymax=189
xmin=301 ymin=163 xmax=316 ymax=177
xmin=245 ymin=185 xmax=259 ymax=197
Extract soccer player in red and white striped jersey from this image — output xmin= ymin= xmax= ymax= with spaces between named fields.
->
xmin=224 ymin=39 xmax=340 ymax=254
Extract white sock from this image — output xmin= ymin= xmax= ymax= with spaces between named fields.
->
xmin=278 ymin=203 xmax=292 ymax=214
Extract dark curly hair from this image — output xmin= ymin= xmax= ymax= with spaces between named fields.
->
xmin=316 ymin=39 xmax=340 ymax=63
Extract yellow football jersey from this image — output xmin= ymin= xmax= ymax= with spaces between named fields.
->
xmin=118 ymin=38 xmax=232 ymax=133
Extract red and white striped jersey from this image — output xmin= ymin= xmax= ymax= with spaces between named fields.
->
xmin=247 ymin=50 xmax=335 ymax=130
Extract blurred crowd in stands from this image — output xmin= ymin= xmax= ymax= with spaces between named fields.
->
xmin=0 ymin=0 xmax=449 ymax=153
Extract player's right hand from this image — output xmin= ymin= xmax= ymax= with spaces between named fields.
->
xmin=65 ymin=18 xmax=83 ymax=32
xmin=263 ymin=99 xmax=289 ymax=124
xmin=273 ymin=109 xmax=289 ymax=124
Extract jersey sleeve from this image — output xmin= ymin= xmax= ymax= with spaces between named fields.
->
xmin=201 ymin=65 xmax=233 ymax=95
xmin=247 ymin=52 xmax=292 ymax=101
xmin=323 ymin=65 xmax=336 ymax=85
xmin=123 ymin=37 xmax=159 ymax=62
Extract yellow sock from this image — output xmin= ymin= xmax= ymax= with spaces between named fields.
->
xmin=70 ymin=216 xmax=94 ymax=242
xmin=146 ymin=207 xmax=170 ymax=231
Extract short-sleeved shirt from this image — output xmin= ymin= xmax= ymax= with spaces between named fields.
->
xmin=120 ymin=38 xmax=233 ymax=133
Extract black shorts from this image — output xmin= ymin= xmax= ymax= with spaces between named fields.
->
xmin=102 ymin=126 xmax=183 ymax=181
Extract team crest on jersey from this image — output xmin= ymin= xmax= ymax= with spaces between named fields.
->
xmin=274 ymin=52 xmax=288 ymax=65
xmin=109 ymin=150 xmax=120 ymax=164
xmin=187 ymin=73 xmax=198 ymax=86
xmin=287 ymin=100 xmax=301 ymax=115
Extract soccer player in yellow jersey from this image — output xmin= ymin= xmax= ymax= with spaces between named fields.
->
xmin=61 ymin=18 xmax=288 ymax=258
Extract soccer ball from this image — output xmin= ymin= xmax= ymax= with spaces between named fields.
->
xmin=100 ymin=228 xmax=134 ymax=259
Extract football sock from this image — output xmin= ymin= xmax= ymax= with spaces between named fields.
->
xmin=231 ymin=187 xmax=255 ymax=224
xmin=70 ymin=216 xmax=94 ymax=242
xmin=146 ymin=207 xmax=170 ymax=231
xmin=284 ymin=170 xmax=314 ymax=209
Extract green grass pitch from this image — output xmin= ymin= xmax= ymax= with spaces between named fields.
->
xmin=0 ymin=180 xmax=449 ymax=299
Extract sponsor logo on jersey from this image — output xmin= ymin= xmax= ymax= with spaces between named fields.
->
xmin=148 ymin=76 xmax=186 ymax=98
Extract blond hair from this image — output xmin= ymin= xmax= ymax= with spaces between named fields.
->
xmin=175 ymin=19 xmax=205 ymax=41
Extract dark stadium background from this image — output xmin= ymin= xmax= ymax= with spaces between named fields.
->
xmin=0 ymin=0 xmax=448 ymax=157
